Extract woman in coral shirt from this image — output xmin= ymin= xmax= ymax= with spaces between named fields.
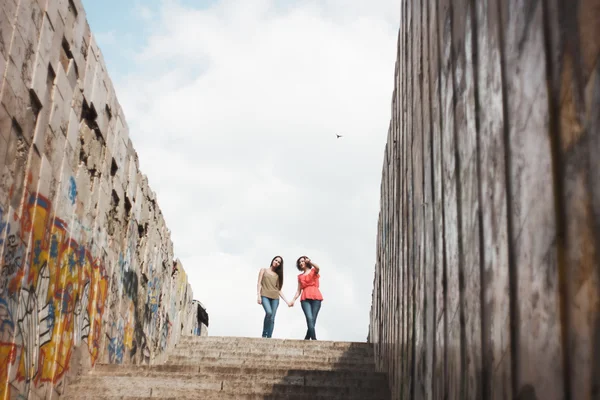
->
xmin=291 ymin=256 xmax=323 ymax=340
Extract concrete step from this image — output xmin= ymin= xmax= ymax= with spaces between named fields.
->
xmin=63 ymin=391 xmax=389 ymax=400
xmin=62 ymin=336 xmax=390 ymax=399
xmin=167 ymin=349 xmax=374 ymax=363
xmin=164 ymin=356 xmax=376 ymax=371
xmin=92 ymin=363 xmax=387 ymax=382
xmin=178 ymin=336 xmax=372 ymax=351
xmin=173 ymin=342 xmax=374 ymax=357
xmin=65 ymin=375 xmax=390 ymax=399
xmin=76 ymin=370 xmax=386 ymax=388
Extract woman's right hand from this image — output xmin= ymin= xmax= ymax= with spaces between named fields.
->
xmin=257 ymin=296 xmax=262 ymax=305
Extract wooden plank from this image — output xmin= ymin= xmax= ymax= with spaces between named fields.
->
xmin=451 ymin=0 xmax=483 ymax=398
xmin=429 ymin=0 xmax=447 ymax=398
xmin=437 ymin=0 xmax=462 ymax=398
xmin=584 ymin=58 xmax=600 ymax=399
xmin=421 ymin=0 xmax=435 ymax=398
xmin=412 ymin=0 xmax=425 ymax=397
xmin=473 ymin=0 xmax=513 ymax=398
xmin=401 ymin=2 xmax=410 ymax=394
xmin=393 ymin=52 xmax=403 ymax=399
xmin=543 ymin=0 xmax=600 ymax=398
xmin=499 ymin=1 xmax=564 ymax=398
xmin=400 ymin=2 xmax=406 ymax=394
xmin=406 ymin=0 xmax=415 ymax=397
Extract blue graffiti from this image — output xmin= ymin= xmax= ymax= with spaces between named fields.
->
xmin=0 ymin=297 xmax=15 ymax=336
xmin=68 ymin=251 xmax=76 ymax=273
xmin=0 ymin=206 xmax=6 ymax=246
xmin=50 ymin=234 xmax=59 ymax=259
xmin=77 ymin=245 xmax=85 ymax=267
xmin=108 ymin=319 xmax=125 ymax=364
xmin=33 ymin=240 xmax=42 ymax=266
xmin=68 ymin=177 xmax=77 ymax=205
xmin=45 ymin=301 xmax=56 ymax=331
xmin=108 ymin=337 xmax=124 ymax=364
xmin=147 ymin=277 xmax=159 ymax=314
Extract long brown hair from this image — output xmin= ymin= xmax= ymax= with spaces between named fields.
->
xmin=271 ymin=256 xmax=284 ymax=289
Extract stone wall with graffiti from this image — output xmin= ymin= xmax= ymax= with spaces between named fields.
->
xmin=0 ymin=0 xmax=206 ymax=398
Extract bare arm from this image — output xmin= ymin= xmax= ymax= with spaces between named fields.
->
xmin=279 ymin=291 xmax=291 ymax=306
xmin=291 ymin=280 xmax=302 ymax=305
xmin=307 ymin=258 xmax=320 ymax=274
xmin=256 ymin=269 xmax=265 ymax=304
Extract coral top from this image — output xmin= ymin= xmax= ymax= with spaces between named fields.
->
xmin=298 ymin=268 xmax=323 ymax=301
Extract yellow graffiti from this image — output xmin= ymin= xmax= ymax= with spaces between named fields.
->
xmin=0 ymin=192 xmax=109 ymax=395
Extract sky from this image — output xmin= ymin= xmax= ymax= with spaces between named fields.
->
xmin=80 ymin=0 xmax=400 ymax=342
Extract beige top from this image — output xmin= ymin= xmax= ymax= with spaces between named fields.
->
xmin=261 ymin=271 xmax=280 ymax=300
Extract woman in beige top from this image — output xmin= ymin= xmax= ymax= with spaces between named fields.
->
xmin=257 ymin=256 xmax=291 ymax=338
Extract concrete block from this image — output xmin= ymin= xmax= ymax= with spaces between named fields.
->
xmin=0 ymin=134 xmax=7 ymax=172
xmin=65 ymin=59 xmax=78 ymax=90
xmin=65 ymin=108 xmax=79 ymax=149
xmin=69 ymin=2 xmax=88 ymax=62
xmin=7 ymin=26 xmax=27 ymax=80
xmin=61 ymin=0 xmax=77 ymax=47
xmin=47 ymin=15 xmax=65 ymax=73
xmin=81 ymin=34 xmax=98 ymax=98
xmin=43 ymin=126 xmax=65 ymax=176
xmin=133 ymin=184 xmax=143 ymax=221
xmin=13 ymin=2 xmax=41 ymax=87
xmin=54 ymin=0 xmax=70 ymax=28
xmin=37 ymin=14 xmax=54 ymax=65
xmin=0 ymin=48 xmax=5 ymax=85
xmin=90 ymin=66 xmax=108 ymax=115
xmin=74 ymin=27 xmax=89 ymax=85
xmin=126 ymin=155 xmax=137 ymax=200
xmin=48 ymin=79 xmax=66 ymax=136
xmin=0 ymin=102 xmax=11 ymax=145
xmin=111 ymin=127 xmax=127 ymax=181
xmin=23 ymin=143 xmax=41 ymax=195
xmin=44 ymin=0 xmax=61 ymax=29
xmin=31 ymin=90 xmax=51 ymax=153
xmin=0 ymin=8 xmax=16 ymax=61
xmin=71 ymin=85 xmax=83 ymax=118
xmin=55 ymin=56 xmax=74 ymax=99
xmin=0 ymin=0 xmax=18 ymax=19
xmin=30 ymin=50 xmax=49 ymax=103
xmin=14 ymin=0 xmax=43 ymax=49
xmin=0 ymin=164 xmax=12 ymax=209
xmin=1 ymin=65 xmax=36 ymax=144
xmin=74 ymin=164 xmax=91 ymax=208
xmin=34 ymin=0 xmax=45 ymax=12
xmin=36 ymin=153 xmax=52 ymax=196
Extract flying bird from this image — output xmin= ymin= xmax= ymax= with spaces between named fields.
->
xmin=336 ymin=134 xmax=343 ymax=139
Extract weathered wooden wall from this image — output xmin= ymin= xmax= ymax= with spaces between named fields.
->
xmin=369 ymin=0 xmax=600 ymax=399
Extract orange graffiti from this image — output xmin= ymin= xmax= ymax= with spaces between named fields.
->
xmin=0 ymin=191 xmax=109 ymax=396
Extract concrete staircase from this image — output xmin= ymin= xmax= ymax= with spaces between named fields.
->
xmin=64 ymin=336 xmax=390 ymax=399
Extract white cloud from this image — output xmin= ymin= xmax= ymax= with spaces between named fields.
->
xmin=112 ymin=0 xmax=398 ymax=341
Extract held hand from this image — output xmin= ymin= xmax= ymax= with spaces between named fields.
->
xmin=288 ymin=301 xmax=294 ymax=307
xmin=257 ymin=296 xmax=262 ymax=305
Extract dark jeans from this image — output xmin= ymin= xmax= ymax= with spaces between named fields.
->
xmin=261 ymin=296 xmax=279 ymax=338
xmin=300 ymin=299 xmax=322 ymax=340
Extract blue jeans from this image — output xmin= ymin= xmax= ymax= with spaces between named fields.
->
xmin=261 ymin=296 xmax=279 ymax=338
xmin=301 ymin=299 xmax=322 ymax=340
